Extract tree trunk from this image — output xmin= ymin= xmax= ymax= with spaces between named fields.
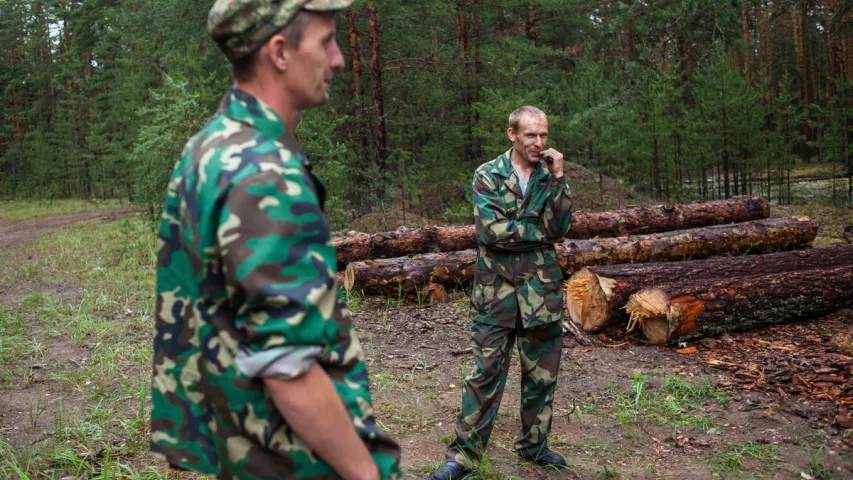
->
xmin=625 ymin=264 xmax=853 ymax=345
xmin=334 ymin=196 xmax=770 ymax=267
xmin=825 ymin=1 xmax=835 ymax=98
xmin=457 ymin=0 xmax=473 ymax=164
xmin=526 ymin=2 xmax=536 ymax=46
xmin=765 ymin=5 xmax=773 ymax=82
xmin=793 ymin=7 xmax=810 ymax=124
xmin=473 ymin=0 xmax=481 ymax=74
xmin=471 ymin=0 xmax=481 ymax=159
xmin=367 ymin=1 xmax=388 ymax=190
xmin=742 ymin=2 xmax=750 ymax=79
xmin=566 ymin=246 xmax=853 ymax=332
xmin=349 ymin=9 xmax=362 ymax=93
xmin=348 ymin=8 xmax=371 ymax=214
xmin=344 ymin=216 xmax=817 ymax=294
xmin=722 ymin=85 xmax=730 ymax=198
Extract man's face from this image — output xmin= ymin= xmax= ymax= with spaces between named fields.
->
xmin=283 ymin=13 xmax=344 ymax=110
xmin=507 ymin=115 xmax=548 ymax=166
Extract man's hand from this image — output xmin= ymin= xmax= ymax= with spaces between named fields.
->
xmin=541 ymin=148 xmax=564 ymax=178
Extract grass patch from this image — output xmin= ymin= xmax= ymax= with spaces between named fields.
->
xmin=468 ymin=451 xmax=510 ymax=480
xmin=595 ymin=465 xmax=620 ymax=479
xmin=0 ymin=198 xmax=125 ymax=225
xmin=370 ymin=367 xmax=445 ymax=435
xmin=0 ymin=213 xmax=162 ymax=478
xmin=604 ymin=373 xmax=731 ymax=435
xmin=794 ymin=433 xmax=834 ymax=480
xmin=708 ymin=442 xmax=782 ymax=478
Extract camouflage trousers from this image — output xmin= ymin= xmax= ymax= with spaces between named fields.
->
xmin=446 ymin=317 xmax=562 ymax=465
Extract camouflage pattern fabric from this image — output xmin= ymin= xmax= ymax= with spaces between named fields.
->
xmin=208 ymin=0 xmax=355 ymax=61
xmin=471 ymin=150 xmax=572 ymax=329
xmin=447 ymin=319 xmax=563 ymax=464
xmin=445 ymin=149 xmax=571 ymax=464
xmin=150 ymin=87 xmax=400 ymax=479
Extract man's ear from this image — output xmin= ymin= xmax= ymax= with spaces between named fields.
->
xmin=507 ymin=127 xmax=516 ymax=142
xmin=266 ymin=33 xmax=290 ymax=73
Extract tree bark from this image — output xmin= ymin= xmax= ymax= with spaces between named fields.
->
xmin=625 ymin=264 xmax=853 ymax=345
xmin=344 ymin=216 xmax=817 ymax=294
xmin=566 ymin=246 xmax=853 ymax=332
xmin=334 ymin=196 xmax=769 ymax=267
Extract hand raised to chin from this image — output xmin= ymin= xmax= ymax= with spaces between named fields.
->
xmin=541 ymin=148 xmax=564 ymax=178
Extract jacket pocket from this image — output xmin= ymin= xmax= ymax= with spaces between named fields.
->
xmin=535 ymin=268 xmax=564 ymax=316
xmin=471 ymin=270 xmax=498 ymax=315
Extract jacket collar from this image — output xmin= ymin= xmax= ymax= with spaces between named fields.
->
xmin=491 ymin=148 xmax=545 ymax=180
xmin=217 ymin=86 xmax=309 ymax=167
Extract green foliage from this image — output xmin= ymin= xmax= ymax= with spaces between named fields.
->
xmin=1 ymin=0 xmax=851 ymax=219
xmin=131 ymin=74 xmax=212 ymax=222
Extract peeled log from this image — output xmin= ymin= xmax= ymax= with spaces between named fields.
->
xmin=344 ymin=216 xmax=817 ymax=294
xmin=565 ymin=245 xmax=853 ymax=332
xmin=334 ymin=196 xmax=769 ymax=267
xmin=624 ymin=265 xmax=853 ymax=345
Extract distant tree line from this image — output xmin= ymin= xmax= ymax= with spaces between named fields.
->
xmin=1 ymin=0 xmax=851 ymax=227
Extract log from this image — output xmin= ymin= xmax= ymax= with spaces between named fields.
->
xmin=624 ymin=264 xmax=853 ymax=345
xmin=334 ymin=196 xmax=769 ymax=267
xmin=565 ymin=245 xmax=853 ymax=332
xmin=344 ymin=216 xmax=817 ymax=294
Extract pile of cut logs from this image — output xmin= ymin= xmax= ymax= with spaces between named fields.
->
xmin=336 ymin=196 xmax=853 ymax=345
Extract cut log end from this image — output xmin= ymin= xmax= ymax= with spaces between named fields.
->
xmin=421 ymin=283 xmax=447 ymax=303
xmin=344 ymin=264 xmax=356 ymax=291
xmin=624 ymin=288 xmax=681 ymax=345
xmin=564 ymin=268 xmax=610 ymax=332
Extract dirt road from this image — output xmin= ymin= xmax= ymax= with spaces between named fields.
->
xmin=0 ymin=208 xmax=140 ymax=251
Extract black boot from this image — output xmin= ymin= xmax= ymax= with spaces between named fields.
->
xmin=431 ymin=461 xmax=472 ymax=480
xmin=517 ymin=447 xmax=567 ymax=468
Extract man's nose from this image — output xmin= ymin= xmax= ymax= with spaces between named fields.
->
xmin=330 ymin=41 xmax=344 ymax=71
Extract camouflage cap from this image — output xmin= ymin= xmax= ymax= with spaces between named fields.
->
xmin=209 ymin=0 xmax=355 ymax=62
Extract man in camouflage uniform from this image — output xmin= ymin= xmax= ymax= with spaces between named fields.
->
xmin=432 ymin=106 xmax=572 ymax=480
xmin=149 ymin=1 xmax=400 ymax=479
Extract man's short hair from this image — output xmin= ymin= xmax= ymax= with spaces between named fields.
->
xmin=231 ymin=9 xmax=313 ymax=82
xmin=508 ymin=106 xmax=547 ymax=132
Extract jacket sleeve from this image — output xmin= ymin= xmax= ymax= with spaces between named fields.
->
xmin=473 ymin=167 xmax=554 ymax=251
xmin=217 ymin=165 xmax=337 ymax=380
xmin=539 ymin=175 xmax=573 ymax=240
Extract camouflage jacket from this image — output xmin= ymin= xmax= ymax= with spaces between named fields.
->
xmin=150 ymin=87 xmax=400 ymax=479
xmin=471 ymin=149 xmax=573 ymax=329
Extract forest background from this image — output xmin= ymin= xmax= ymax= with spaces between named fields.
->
xmin=1 ymin=0 xmax=853 ymax=230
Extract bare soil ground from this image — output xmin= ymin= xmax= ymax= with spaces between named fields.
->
xmin=357 ymin=296 xmax=853 ymax=479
